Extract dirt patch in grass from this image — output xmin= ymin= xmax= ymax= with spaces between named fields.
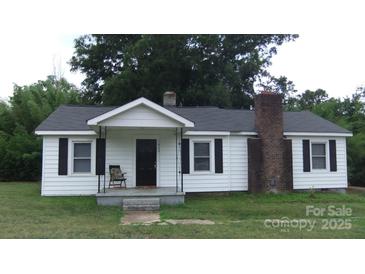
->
xmin=121 ymin=211 xmax=160 ymax=225
xmin=120 ymin=211 xmax=215 ymax=226
xmin=164 ymin=219 xmax=215 ymax=225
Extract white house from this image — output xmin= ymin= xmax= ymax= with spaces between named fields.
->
xmin=35 ymin=92 xmax=352 ymax=205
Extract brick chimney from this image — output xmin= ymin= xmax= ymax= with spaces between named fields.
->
xmin=248 ymin=91 xmax=293 ymax=193
xmin=163 ymin=91 xmax=176 ymax=106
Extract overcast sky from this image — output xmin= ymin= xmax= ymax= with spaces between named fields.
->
xmin=268 ymin=33 xmax=365 ymax=97
xmin=0 ymin=33 xmax=364 ymax=101
xmin=0 ymin=33 xmax=83 ymax=100
xmin=1 ymin=0 xmax=364 ymax=102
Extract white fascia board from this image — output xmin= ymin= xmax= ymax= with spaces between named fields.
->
xmin=284 ymin=132 xmax=353 ymax=137
xmin=230 ymin=132 xmax=257 ymax=136
xmin=184 ymin=131 xmax=257 ymax=136
xmin=184 ymin=131 xmax=352 ymax=137
xmin=87 ymin=97 xmax=195 ymax=127
xmin=35 ymin=130 xmax=97 ymax=136
xmin=184 ymin=131 xmax=230 ymax=136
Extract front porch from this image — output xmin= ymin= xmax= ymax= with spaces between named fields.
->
xmin=96 ymin=187 xmax=185 ymax=206
xmin=88 ymin=98 xmax=194 ymax=198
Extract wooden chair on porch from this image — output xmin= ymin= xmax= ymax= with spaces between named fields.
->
xmin=109 ymin=165 xmax=127 ymax=188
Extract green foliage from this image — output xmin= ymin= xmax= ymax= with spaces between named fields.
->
xmin=0 ymin=126 xmax=41 ymax=181
xmin=0 ymin=76 xmax=81 ymax=181
xmin=10 ymin=76 xmax=81 ymax=133
xmin=348 ymin=133 xmax=365 ymax=185
xmin=285 ymin=89 xmax=329 ymax=111
xmin=258 ymin=75 xmax=297 ymax=104
xmin=0 ymin=101 xmax=16 ymax=134
xmin=71 ymin=34 xmax=298 ymax=107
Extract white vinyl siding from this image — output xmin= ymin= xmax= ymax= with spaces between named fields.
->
xmin=105 ymin=128 xmax=180 ymax=189
xmin=41 ymin=136 xmax=97 ymax=196
xmin=41 ymin=132 xmax=249 ymax=195
xmin=229 ymin=136 xmax=248 ymax=191
xmin=105 ymin=130 xmax=248 ymax=192
xmin=182 ymin=135 xmax=248 ymax=192
xmin=40 ymin=131 xmax=348 ymax=196
xmin=289 ymin=136 xmax=348 ymax=189
xmin=99 ymin=105 xmax=183 ymax=128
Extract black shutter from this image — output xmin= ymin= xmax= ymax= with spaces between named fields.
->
xmin=302 ymin=139 xmax=310 ymax=172
xmin=96 ymin=138 xmax=106 ymax=175
xmin=214 ymin=139 xmax=223 ymax=173
xmin=58 ymin=138 xmax=68 ymax=175
xmin=181 ymin=138 xmax=190 ymax=174
xmin=329 ymin=140 xmax=337 ymax=172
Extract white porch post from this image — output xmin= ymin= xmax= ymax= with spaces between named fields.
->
xmin=97 ymin=126 xmax=101 ymax=193
xmin=103 ymin=126 xmax=107 ymax=193
xmin=180 ymin=127 xmax=184 ymax=192
xmin=175 ymin=128 xmax=178 ymax=192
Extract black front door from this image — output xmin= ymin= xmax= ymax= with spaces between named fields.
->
xmin=136 ymin=139 xmax=157 ymax=187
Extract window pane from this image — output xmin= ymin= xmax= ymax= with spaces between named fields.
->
xmin=74 ymin=159 xmax=91 ymax=172
xmin=194 ymin=143 xmax=210 ymax=157
xmin=74 ymin=143 xmax=91 ymax=157
xmin=312 ymin=144 xmax=325 ymax=156
xmin=312 ymin=157 xmax=326 ymax=169
xmin=194 ymin=158 xmax=210 ymax=171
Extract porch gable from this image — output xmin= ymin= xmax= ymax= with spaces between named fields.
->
xmin=99 ymin=104 xmax=185 ymax=128
xmin=87 ymin=97 xmax=194 ymax=128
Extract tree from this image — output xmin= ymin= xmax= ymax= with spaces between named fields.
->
xmin=285 ymin=89 xmax=329 ymax=111
xmin=70 ymin=34 xmax=298 ymax=107
xmin=0 ymin=100 xmax=15 ymax=134
xmin=0 ymin=76 xmax=81 ymax=181
xmin=347 ymin=132 xmax=365 ymax=186
xmin=0 ymin=125 xmax=41 ymax=181
xmin=257 ymin=75 xmax=297 ymax=104
xmin=299 ymin=89 xmax=329 ymax=110
xmin=10 ymin=76 xmax=81 ymax=133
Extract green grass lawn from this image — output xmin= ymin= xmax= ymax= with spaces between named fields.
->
xmin=0 ymin=182 xmax=365 ymax=238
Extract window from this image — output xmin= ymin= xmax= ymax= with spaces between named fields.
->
xmin=193 ymin=142 xmax=210 ymax=171
xmin=73 ymin=142 xmax=91 ymax=173
xmin=312 ymin=143 xmax=326 ymax=169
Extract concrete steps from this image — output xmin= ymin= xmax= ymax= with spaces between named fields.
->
xmin=96 ymin=187 xmax=185 ymax=206
xmin=123 ymin=198 xmax=160 ymax=211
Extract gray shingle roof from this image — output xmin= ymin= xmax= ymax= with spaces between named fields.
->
xmin=35 ymin=104 xmax=351 ymax=134
xmin=167 ymin=107 xmax=351 ymax=133
xmin=35 ymin=105 xmax=117 ymax=131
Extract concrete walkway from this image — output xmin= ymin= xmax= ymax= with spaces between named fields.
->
xmin=121 ymin=211 xmax=160 ymax=225
xmin=163 ymin=219 xmax=215 ymax=225
xmin=120 ymin=211 xmax=215 ymax=225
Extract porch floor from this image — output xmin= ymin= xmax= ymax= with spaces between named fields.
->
xmin=96 ymin=187 xmax=185 ymax=206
